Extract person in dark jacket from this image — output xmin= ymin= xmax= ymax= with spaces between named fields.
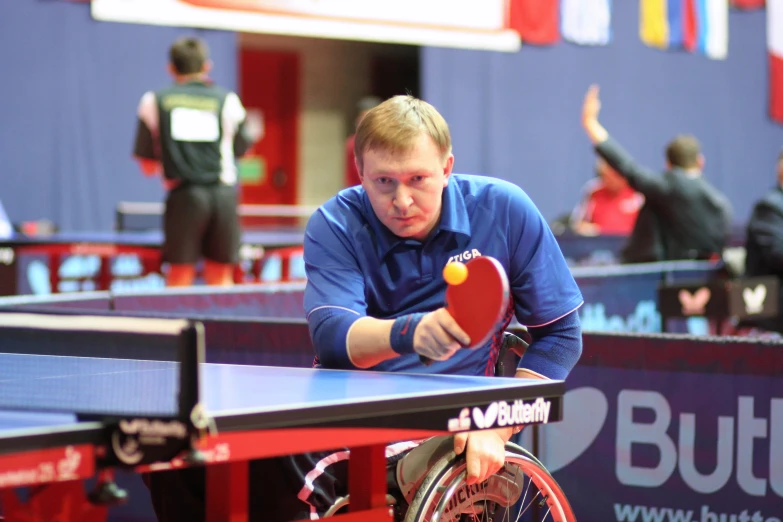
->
xmin=744 ymin=150 xmax=783 ymax=332
xmin=580 ymin=85 xmax=732 ymax=264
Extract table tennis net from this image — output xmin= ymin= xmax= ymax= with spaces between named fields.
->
xmin=0 ymin=313 xmax=202 ymax=420
xmin=115 ymin=201 xmax=312 ymax=231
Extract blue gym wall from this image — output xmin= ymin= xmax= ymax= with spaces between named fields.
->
xmin=0 ymin=1 xmax=237 ymax=231
xmin=421 ymin=1 xmax=783 ymax=226
xmin=0 ymin=1 xmax=781 ymax=231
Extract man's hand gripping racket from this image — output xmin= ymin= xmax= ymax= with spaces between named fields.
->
xmin=418 ymin=256 xmax=511 ymax=366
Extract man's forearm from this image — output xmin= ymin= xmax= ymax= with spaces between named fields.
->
xmin=515 ymin=368 xmax=548 ymax=380
xmin=346 ymin=316 xmax=398 ymax=368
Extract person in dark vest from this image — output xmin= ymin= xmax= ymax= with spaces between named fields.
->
xmin=133 ymin=37 xmax=258 ymax=286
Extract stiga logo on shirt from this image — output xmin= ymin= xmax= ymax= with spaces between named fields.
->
xmin=447 ymin=249 xmax=482 ymax=264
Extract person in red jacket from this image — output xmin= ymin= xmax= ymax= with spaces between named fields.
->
xmin=570 ymin=157 xmax=644 ymax=236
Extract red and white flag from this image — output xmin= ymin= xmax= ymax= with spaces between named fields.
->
xmin=769 ymin=0 xmax=783 ymax=123
xmin=731 ymin=0 xmax=765 ymax=8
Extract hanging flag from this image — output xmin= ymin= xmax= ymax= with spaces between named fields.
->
xmin=642 ymin=0 xmax=727 ymax=58
xmin=770 ymin=0 xmax=783 ymax=124
xmin=561 ymin=0 xmax=613 ymax=45
xmin=683 ymin=0 xmax=698 ymax=51
xmin=731 ymin=0 xmax=765 ymax=8
xmin=668 ymin=0 xmax=685 ymax=47
xmin=640 ymin=0 xmax=670 ymax=49
xmin=510 ymin=0 xmax=561 ymax=45
xmin=695 ymin=0 xmax=729 ymax=59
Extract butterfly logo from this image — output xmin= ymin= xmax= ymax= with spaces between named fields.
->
xmin=447 ymin=407 xmax=472 ymax=432
xmin=742 ymin=284 xmax=767 ymax=315
xmin=539 ymin=387 xmax=608 ymax=473
xmin=678 ymin=287 xmax=711 ymax=315
xmin=472 ymin=402 xmax=500 ymax=430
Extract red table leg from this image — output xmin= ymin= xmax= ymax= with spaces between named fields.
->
xmin=296 ymin=444 xmax=392 ymax=522
xmin=97 ymin=256 xmax=112 ymax=291
xmin=204 ymin=444 xmax=391 ymax=522
xmin=48 ymin=254 xmax=61 ymax=294
xmin=232 ymin=264 xmax=244 ymax=285
xmin=206 ymin=461 xmax=249 ymax=522
xmin=325 ymin=444 xmax=392 ymax=522
xmin=348 ymin=444 xmax=387 ymax=511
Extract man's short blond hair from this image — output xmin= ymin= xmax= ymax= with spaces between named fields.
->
xmin=354 ymin=95 xmax=452 ymax=172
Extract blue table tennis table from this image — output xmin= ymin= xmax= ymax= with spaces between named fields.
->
xmin=0 ymin=228 xmax=306 ymax=295
xmin=1 ymin=229 xmax=305 ymax=250
xmin=0 ymin=312 xmax=564 ymax=522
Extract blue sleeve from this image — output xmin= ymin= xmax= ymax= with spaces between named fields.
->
xmin=308 ymin=307 xmax=362 ymax=369
xmin=505 ymin=183 xmax=584 ymax=327
xmin=521 ymin=309 xmax=583 ymax=380
xmin=303 ymin=209 xmax=367 ymax=367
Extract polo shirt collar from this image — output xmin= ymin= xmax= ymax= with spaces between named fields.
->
xmin=363 ymin=178 xmax=472 ymax=259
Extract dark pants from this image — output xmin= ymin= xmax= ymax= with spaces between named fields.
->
xmin=163 ymin=183 xmax=240 ymax=265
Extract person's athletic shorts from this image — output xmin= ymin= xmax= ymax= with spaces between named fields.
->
xmin=162 ymin=183 xmax=240 ymax=265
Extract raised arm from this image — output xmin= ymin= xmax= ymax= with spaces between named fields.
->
xmin=581 ymin=85 xmax=670 ymax=200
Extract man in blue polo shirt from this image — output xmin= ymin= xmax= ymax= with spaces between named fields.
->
xmin=146 ymin=95 xmax=583 ymax=522
xmin=274 ymin=95 xmax=583 ymax=520
xmin=306 ymin=94 xmax=582 ymax=376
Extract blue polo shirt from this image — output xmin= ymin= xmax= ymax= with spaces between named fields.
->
xmin=303 ymin=174 xmax=583 ymax=376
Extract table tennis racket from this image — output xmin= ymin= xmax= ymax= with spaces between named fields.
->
xmin=420 ymin=256 xmax=511 ymax=366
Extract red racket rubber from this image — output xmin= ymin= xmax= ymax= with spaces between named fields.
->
xmin=420 ymin=256 xmax=510 ymax=366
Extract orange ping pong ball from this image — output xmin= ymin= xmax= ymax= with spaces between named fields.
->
xmin=443 ymin=261 xmax=468 ymax=286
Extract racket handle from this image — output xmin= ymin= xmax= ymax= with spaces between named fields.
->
xmin=419 ymin=354 xmax=435 ymax=366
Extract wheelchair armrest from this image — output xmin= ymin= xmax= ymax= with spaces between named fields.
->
xmin=494 ymin=331 xmax=530 ymax=377
xmin=502 ymin=331 xmax=528 ymax=358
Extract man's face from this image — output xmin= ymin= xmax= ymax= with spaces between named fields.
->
xmin=359 ymin=133 xmax=453 ymax=241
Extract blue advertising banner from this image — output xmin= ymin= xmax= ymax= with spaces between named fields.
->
xmin=11 ymin=252 xmax=292 ymax=295
xmin=539 ymin=333 xmax=783 ymax=521
xmin=573 ymin=262 xmax=721 ymax=335
xmin=111 ymin=283 xmax=307 ymax=319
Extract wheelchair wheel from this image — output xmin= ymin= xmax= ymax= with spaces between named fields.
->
xmin=403 ymin=442 xmax=575 ymax=522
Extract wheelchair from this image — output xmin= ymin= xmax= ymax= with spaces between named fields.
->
xmin=323 ymin=331 xmax=576 ymax=522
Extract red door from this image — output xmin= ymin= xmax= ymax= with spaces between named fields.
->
xmin=238 ymin=49 xmax=300 ymax=227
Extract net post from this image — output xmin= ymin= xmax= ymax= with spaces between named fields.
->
xmin=115 ymin=204 xmax=123 ymax=232
xmin=178 ymin=321 xmax=209 ymax=465
xmin=178 ymin=321 xmax=204 ymax=420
